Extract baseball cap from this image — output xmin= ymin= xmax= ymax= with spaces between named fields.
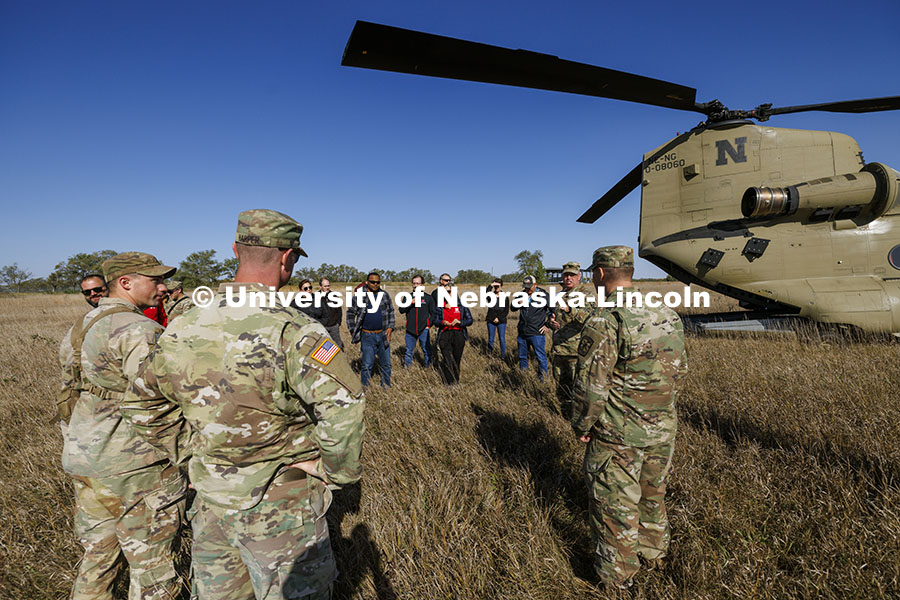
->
xmin=562 ymin=261 xmax=581 ymax=276
xmin=103 ymin=252 xmax=176 ymax=282
xmin=235 ymin=209 xmax=308 ymax=256
xmin=590 ymin=246 xmax=634 ymax=269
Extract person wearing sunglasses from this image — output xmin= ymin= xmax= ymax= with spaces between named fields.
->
xmin=430 ymin=273 xmax=452 ymax=308
xmin=546 ymin=261 xmax=596 ymax=419
xmin=485 ymin=278 xmax=509 ymax=356
xmin=432 ymin=275 xmax=473 ymax=385
xmin=293 ymin=278 xmax=328 ymax=326
xmin=346 ymin=272 xmax=395 ymax=387
xmin=79 ymin=273 xmax=109 ymax=308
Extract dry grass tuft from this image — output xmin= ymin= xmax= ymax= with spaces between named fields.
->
xmin=0 ymin=290 xmax=897 ymax=599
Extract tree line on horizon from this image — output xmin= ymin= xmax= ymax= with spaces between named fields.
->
xmin=0 ymin=249 xmax=550 ymax=293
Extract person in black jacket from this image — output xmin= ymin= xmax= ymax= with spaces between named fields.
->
xmin=398 ymin=275 xmax=435 ymax=367
xmin=430 ymin=273 xmax=452 ymax=307
xmin=319 ymin=278 xmax=343 ymax=349
xmin=485 ymin=278 xmax=510 ymax=356
xmin=510 ymin=274 xmax=550 ymax=381
xmin=293 ymin=279 xmax=328 ymax=325
xmin=432 ymin=278 xmax=474 ymax=384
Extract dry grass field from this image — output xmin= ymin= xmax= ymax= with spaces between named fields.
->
xmin=1 ymin=286 xmax=898 ymax=599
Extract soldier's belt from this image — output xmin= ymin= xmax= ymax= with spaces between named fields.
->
xmin=361 ymin=328 xmax=384 ymax=334
xmin=82 ymin=382 xmax=126 ymax=401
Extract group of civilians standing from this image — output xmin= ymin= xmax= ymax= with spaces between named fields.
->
xmin=292 ymin=270 xmax=572 ymax=388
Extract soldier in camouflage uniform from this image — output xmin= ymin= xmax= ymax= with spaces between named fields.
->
xmin=572 ymin=246 xmax=688 ymax=589
xmin=59 ymin=252 xmax=188 ymax=600
xmin=547 ymin=261 xmax=595 ymax=419
xmin=163 ymin=280 xmax=194 ymax=322
xmin=120 ymin=209 xmax=366 ymax=600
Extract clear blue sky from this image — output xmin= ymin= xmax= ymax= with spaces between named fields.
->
xmin=2 ymin=1 xmax=899 ymax=279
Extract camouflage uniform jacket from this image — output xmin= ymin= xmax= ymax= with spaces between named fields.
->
xmin=164 ymin=295 xmax=194 ymax=321
xmin=60 ymin=297 xmax=172 ymax=478
xmin=572 ymin=287 xmax=688 ymax=447
xmin=551 ymin=283 xmax=597 ymax=357
xmin=121 ymin=281 xmax=366 ymax=511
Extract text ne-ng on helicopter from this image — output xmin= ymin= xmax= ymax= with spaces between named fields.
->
xmin=341 ymin=21 xmax=900 ymax=338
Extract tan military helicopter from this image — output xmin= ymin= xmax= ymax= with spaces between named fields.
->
xmin=342 ymin=21 xmax=900 ymax=337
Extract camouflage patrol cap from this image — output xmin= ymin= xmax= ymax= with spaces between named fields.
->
xmin=590 ymin=245 xmax=634 ymax=269
xmin=235 ymin=209 xmax=308 ymax=256
xmin=166 ymin=280 xmax=182 ymax=291
xmin=103 ymin=252 xmax=176 ymax=282
xmin=562 ymin=261 xmax=581 ymax=275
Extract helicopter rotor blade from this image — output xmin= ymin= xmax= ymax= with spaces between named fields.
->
xmin=765 ymin=95 xmax=900 ymax=117
xmin=342 ymin=21 xmax=700 ymax=113
xmin=577 ymin=165 xmax=642 ymax=223
xmin=577 ymin=127 xmax=703 ymax=223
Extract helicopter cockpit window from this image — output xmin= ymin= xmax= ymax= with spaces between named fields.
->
xmin=889 ymin=245 xmax=900 ymax=271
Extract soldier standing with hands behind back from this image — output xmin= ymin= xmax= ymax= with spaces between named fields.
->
xmin=121 ymin=209 xmax=365 ymax=600
xmin=572 ymin=246 xmax=687 ymax=590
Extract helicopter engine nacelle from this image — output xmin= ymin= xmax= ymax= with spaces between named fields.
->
xmin=741 ymin=162 xmax=898 ymax=222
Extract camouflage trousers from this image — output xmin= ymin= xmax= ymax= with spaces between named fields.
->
xmin=550 ymin=354 xmax=577 ymax=419
xmin=70 ymin=465 xmax=187 ymax=600
xmin=188 ymin=471 xmax=335 ymax=600
xmin=584 ymin=438 xmax=674 ymax=586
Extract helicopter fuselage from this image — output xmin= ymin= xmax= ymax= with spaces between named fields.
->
xmin=639 ymin=122 xmax=900 ymax=334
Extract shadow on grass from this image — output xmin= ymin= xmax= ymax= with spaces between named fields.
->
xmin=483 ymin=360 xmax=557 ymax=412
xmin=472 ymin=405 xmax=594 ymax=581
xmin=467 ymin=335 xmax=509 ymax=362
xmin=328 ymin=483 xmax=397 ymax=600
xmin=681 ymin=404 xmax=899 ymax=490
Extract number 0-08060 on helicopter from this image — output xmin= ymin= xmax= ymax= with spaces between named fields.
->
xmin=341 ymin=21 xmax=900 ymax=337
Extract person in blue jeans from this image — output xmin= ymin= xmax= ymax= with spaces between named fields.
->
xmin=510 ymin=274 xmax=550 ymax=381
xmin=485 ymin=278 xmax=510 ymax=356
xmin=398 ymin=275 xmax=435 ymax=367
xmin=346 ymin=272 xmax=395 ymax=387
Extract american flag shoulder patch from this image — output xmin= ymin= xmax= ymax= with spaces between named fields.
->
xmin=311 ymin=339 xmax=340 ymax=366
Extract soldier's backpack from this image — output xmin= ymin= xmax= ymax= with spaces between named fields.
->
xmin=55 ymin=305 xmax=136 ymax=423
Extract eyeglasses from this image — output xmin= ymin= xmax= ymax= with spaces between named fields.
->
xmin=440 ymin=279 xmax=450 ymax=283
xmin=367 ymin=280 xmax=381 ymax=285
xmin=81 ymin=286 xmax=106 ymax=296
xmin=301 ymin=286 xmax=312 ymax=291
